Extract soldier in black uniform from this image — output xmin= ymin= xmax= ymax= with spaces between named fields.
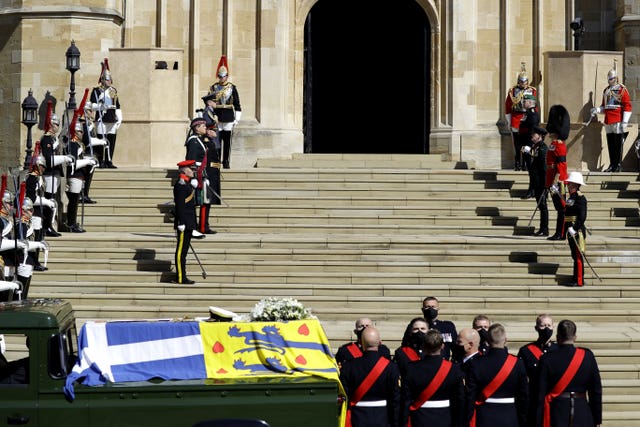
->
xmin=563 ymin=171 xmax=588 ymax=287
xmin=529 ymin=126 xmax=549 ymax=236
xmin=335 ymin=317 xmax=391 ymax=369
xmin=517 ymin=314 xmax=557 ymax=427
xmin=452 ymin=327 xmax=481 ymax=372
xmin=339 ymin=326 xmax=400 ymax=427
xmin=401 ymin=329 xmax=465 ymax=427
xmin=65 ymin=118 xmax=98 ymax=233
xmin=536 ymin=319 xmax=602 ymax=427
xmin=173 ymin=160 xmax=199 ymax=285
xmin=394 ymin=317 xmax=428 ymax=380
xmin=185 ymin=117 xmax=216 ymax=235
xmin=90 ymin=58 xmax=122 ymax=169
xmin=40 ymin=102 xmax=73 ymax=236
xmin=207 ymin=55 xmax=242 ymax=169
xmin=519 ymin=94 xmax=541 ymax=198
xmin=465 ymin=323 xmax=529 ymax=427
xmin=472 ymin=314 xmax=491 ymax=355
xmin=421 ymin=296 xmax=457 ymax=360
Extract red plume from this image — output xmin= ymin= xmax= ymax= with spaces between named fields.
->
xmin=0 ymin=175 xmax=6 ymax=199
xmin=77 ymin=87 xmax=89 ymax=116
xmin=44 ymin=100 xmax=53 ymax=133
xmin=216 ymin=55 xmax=229 ymax=76
xmin=18 ymin=181 xmax=26 ymax=211
xmin=30 ymin=141 xmax=41 ymax=169
xmin=98 ymin=61 xmax=105 ymax=84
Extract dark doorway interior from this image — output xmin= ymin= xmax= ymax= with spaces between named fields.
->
xmin=303 ymin=0 xmax=431 ymax=154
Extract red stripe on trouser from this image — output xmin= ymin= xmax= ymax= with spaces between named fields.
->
xmin=199 ymin=205 xmax=206 ymax=232
xmin=576 ymin=247 xmax=584 ymax=285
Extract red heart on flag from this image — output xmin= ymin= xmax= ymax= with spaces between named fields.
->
xmin=212 ymin=342 xmax=225 ymax=353
xmin=298 ymin=324 xmax=310 ymax=336
xmin=295 ymin=355 xmax=307 ymax=365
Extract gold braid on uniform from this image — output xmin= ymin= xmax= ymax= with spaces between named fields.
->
xmin=214 ymin=83 xmax=234 ymax=105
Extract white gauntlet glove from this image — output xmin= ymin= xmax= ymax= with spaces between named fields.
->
xmin=590 ymin=107 xmax=601 ymax=116
xmin=190 ymin=178 xmax=198 ymax=189
xmin=521 ymin=146 xmax=532 ymax=154
xmin=549 ymin=184 xmax=559 ymax=195
xmin=28 ymin=241 xmax=47 ymax=251
xmin=177 ymin=224 xmax=186 ymax=231
xmin=567 ymin=226 xmax=577 ymax=237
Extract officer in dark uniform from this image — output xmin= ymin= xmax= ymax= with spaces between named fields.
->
xmin=519 ymin=94 xmax=540 ymax=198
xmin=563 ymin=172 xmax=588 ymax=287
xmin=536 ymin=319 xmax=602 ymax=427
xmin=335 ymin=317 xmax=391 ymax=368
xmin=517 ymin=314 xmax=557 ymax=427
xmin=394 ymin=317 xmax=428 ymax=379
xmin=65 ymin=118 xmax=98 ymax=233
xmin=401 ymin=329 xmax=465 ymax=427
xmin=339 ymin=326 xmax=400 ymax=427
xmin=208 ymin=55 xmax=242 ymax=169
xmin=90 ymin=58 xmax=122 ymax=169
xmin=421 ymin=296 xmax=457 ymax=360
xmin=452 ymin=327 xmax=482 ymax=374
xmin=185 ymin=117 xmax=216 ymax=235
xmin=173 ymin=160 xmax=199 ymax=285
xmin=465 ymin=323 xmax=529 ymax=427
xmin=529 ymin=126 xmax=549 ymax=236
xmin=40 ymin=101 xmax=73 ymax=236
xmin=202 ymin=122 xmax=222 ymax=233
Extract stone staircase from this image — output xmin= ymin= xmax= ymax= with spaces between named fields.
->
xmin=30 ymin=153 xmax=640 ymax=426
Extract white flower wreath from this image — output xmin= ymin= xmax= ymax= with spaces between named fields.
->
xmin=249 ymin=297 xmax=314 ymax=321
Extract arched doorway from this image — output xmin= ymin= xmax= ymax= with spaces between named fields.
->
xmin=303 ymin=0 xmax=431 ymax=154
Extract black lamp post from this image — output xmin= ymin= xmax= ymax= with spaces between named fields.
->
xmin=21 ymin=89 xmax=38 ymax=169
xmin=65 ymin=40 xmax=81 ymax=110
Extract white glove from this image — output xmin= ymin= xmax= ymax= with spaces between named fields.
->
xmin=16 ymin=240 xmax=28 ymax=250
xmin=177 ymin=224 xmax=185 ymax=232
xmin=567 ymin=226 xmax=576 ymax=237
xmin=521 ymin=146 xmax=532 ymax=154
xmin=590 ymin=107 xmax=601 ymax=116
xmin=204 ymin=179 xmax=210 ymax=186
xmin=28 ymin=241 xmax=46 ymax=251
xmin=190 ymin=178 xmax=198 ymax=189
xmin=622 ymin=122 xmax=628 ymax=132
xmin=233 ymin=120 xmax=239 ymax=126
xmin=66 ymin=155 xmax=75 ymax=165
xmin=549 ymin=184 xmax=559 ymax=195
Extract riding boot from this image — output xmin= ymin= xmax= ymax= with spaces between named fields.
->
xmin=605 ymin=133 xmax=616 ymax=171
xmin=66 ymin=192 xmax=79 ymax=228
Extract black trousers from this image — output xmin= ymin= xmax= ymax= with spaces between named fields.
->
xmin=174 ymin=228 xmax=193 ymax=283
xmin=220 ymin=130 xmax=232 ymax=168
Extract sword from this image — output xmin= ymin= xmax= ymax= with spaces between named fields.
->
xmin=527 ymin=189 xmax=547 ymax=227
xmin=569 ymin=232 xmax=602 ymax=282
xmin=207 ymin=187 xmax=230 ymax=207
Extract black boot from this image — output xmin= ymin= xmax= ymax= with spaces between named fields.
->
xmin=82 ymin=174 xmax=96 ymax=204
xmin=65 ymin=192 xmax=79 ymax=231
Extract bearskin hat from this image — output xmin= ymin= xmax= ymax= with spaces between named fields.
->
xmin=546 ymin=105 xmax=570 ymax=140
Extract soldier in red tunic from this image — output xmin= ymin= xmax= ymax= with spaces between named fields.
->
xmin=544 ymin=105 xmax=570 ymax=241
xmin=591 ymin=61 xmax=632 ymax=172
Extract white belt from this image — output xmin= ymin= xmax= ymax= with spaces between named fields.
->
xmin=420 ymin=400 xmax=450 ymax=408
xmin=355 ymin=400 xmax=387 ymax=407
xmin=485 ymin=397 xmax=515 ymax=404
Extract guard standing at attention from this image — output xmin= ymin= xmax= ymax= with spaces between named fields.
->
xmin=563 ymin=171 xmax=588 ymax=287
xmin=505 ymin=62 xmax=538 ymax=171
xmin=207 ymin=55 xmax=242 ymax=169
xmin=536 ymin=319 xmax=602 ymax=427
xmin=544 ymin=105 xmax=570 ymax=241
xmin=173 ymin=160 xmax=199 ymax=285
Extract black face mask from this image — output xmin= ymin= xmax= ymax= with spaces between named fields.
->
xmin=409 ymin=331 xmax=426 ymax=349
xmin=477 ymin=329 xmax=489 ymax=346
xmin=355 ymin=328 xmax=365 ymax=341
xmin=451 ymin=343 xmax=466 ymax=363
xmin=422 ymin=307 xmax=438 ymax=321
xmin=537 ymin=327 xmax=553 ymax=343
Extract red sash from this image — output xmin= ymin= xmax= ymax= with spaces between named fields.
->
xmin=345 ymin=357 xmax=390 ymax=427
xmin=401 ymin=346 xmax=421 ymax=362
xmin=543 ymin=348 xmax=585 ymax=427
xmin=527 ymin=343 xmax=544 ymax=360
xmin=346 ymin=343 xmax=363 ymax=359
xmin=406 ymin=359 xmax=451 ymax=427
xmin=470 ymin=354 xmax=518 ymax=427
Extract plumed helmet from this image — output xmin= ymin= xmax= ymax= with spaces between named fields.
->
xmin=51 ymin=113 xmax=60 ymax=126
xmin=607 ymin=59 xmax=618 ymax=83
xmin=2 ymin=190 xmax=13 ymax=208
xmin=99 ymin=58 xmax=112 ymax=83
xmin=35 ymin=155 xmax=46 ymax=167
xmin=216 ymin=55 xmax=229 ymax=78
xmin=566 ymin=171 xmax=586 ymax=186
xmin=75 ymin=120 xmax=84 ymax=132
xmin=22 ymin=198 xmax=33 ymax=211
xmin=546 ymin=105 xmax=571 ymax=140
xmin=517 ymin=62 xmax=528 ymax=84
